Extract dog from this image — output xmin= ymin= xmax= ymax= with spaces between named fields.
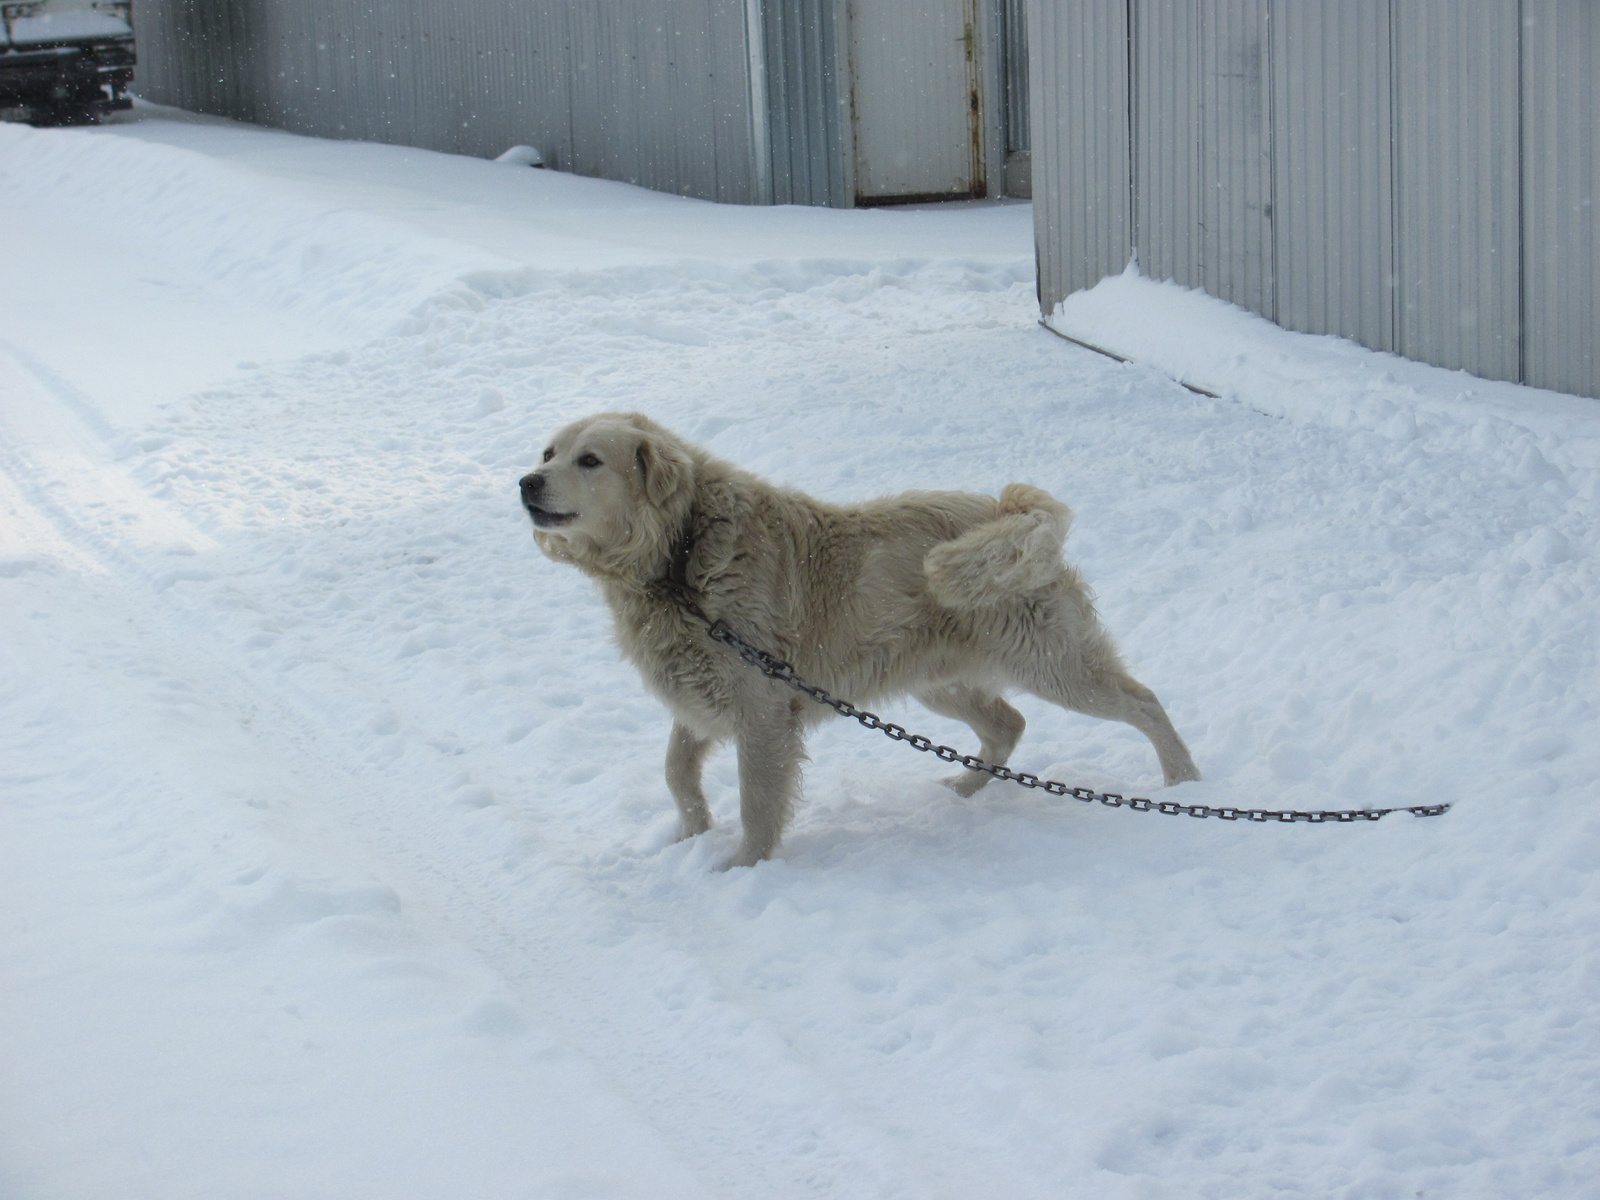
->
xmin=520 ymin=412 xmax=1199 ymax=866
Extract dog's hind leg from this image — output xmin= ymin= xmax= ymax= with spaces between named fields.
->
xmin=1024 ymin=667 xmax=1200 ymax=787
xmin=726 ymin=696 xmax=807 ymax=868
xmin=666 ymin=721 xmax=715 ymax=840
xmin=916 ymin=684 xmax=1026 ymax=797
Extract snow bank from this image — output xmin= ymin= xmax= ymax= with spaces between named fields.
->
xmin=1049 ymin=266 xmax=1600 ymax=481
xmin=0 ymin=105 xmax=1033 ymax=420
xmin=0 ymin=120 xmax=512 ymax=341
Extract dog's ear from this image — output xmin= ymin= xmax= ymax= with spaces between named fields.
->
xmin=634 ymin=432 xmax=690 ymax=507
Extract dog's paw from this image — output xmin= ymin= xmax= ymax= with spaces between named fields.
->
xmin=674 ymin=815 xmax=712 ymax=842
xmin=1162 ymin=760 xmax=1202 ymax=786
xmin=719 ymin=841 xmax=774 ymax=870
xmin=940 ymin=770 xmax=993 ymax=798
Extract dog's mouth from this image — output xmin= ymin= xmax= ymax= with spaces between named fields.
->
xmin=526 ymin=503 xmax=578 ymax=529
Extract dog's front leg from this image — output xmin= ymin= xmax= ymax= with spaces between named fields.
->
xmin=726 ymin=696 xmax=806 ymax=868
xmin=665 ymin=721 xmax=714 ymax=840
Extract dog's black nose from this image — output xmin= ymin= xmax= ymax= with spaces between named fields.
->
xmin=519 ymin=473 xmax=544 ymax=500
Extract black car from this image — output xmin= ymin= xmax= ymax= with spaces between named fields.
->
xmin=0 ymin=0 xmax=134 ymax=125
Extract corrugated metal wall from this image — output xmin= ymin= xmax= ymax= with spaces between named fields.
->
xmin=1131 ymin=0 xmax=1273 ymax=317
xmin=999 ymin=0 xmax=1030 ymax=196
xmin=132 ymin=0 xmax=762 ymax=204
xmin=132 ymin=0 xmax=1033 ymax=213
xmin=1270 ymin=0 xmax=1394 ymax=353
xmin=1521 ymin=0 xmax=1599 ymax=399
xmin=1393 ymin=2 xmax=1521 ymax=381
xmin=1033 ymin=0 xmax=1600 ymax=400
xmin=1003 ymin=0 xmax=1029 ymax=155
xmin=1027 ymin=0 xmax=1130 ymax=305
xmin=761 ymin=0 xmax=849 ymax=206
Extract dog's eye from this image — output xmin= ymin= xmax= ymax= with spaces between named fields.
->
xmin=541 ymin=447 xmax=555 ymax=463
xmin=577 ymin=453 xmax=602 ymax=469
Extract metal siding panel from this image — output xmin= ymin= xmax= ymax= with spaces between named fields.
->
xmin=219 ymin=0 xmax=255 ymax=118
xmin=792 ymin=0 xmax=824 ymax=202
xmin=1521 ymin=0 xmax=1599 ymax=398
xmin=713 ymin=0 xmax=760 ymax=203
xmin=1031 ymin=0 xmax=1131 ymax=312
xmin=603 ymin=1 xmax=631 ymax=182
xmin=742 ymin=0 xmax=773 ymax=203
xmin=683 ymin=0 xmax=717 ymax=196
xmin=571 ymin=1 xmax=606 ymax=178
xmin=642 ymin=2 xmax=673 ymax=190
xmin=127 ymin=0 xmax=182 ymax=107
xmin=763 ymin=0 xmax=846 ymax=206
xmin=821 ymin=0 xmax=849 ymax=205
xmin=812 ymin=0 xmax=846 ymax=205
xmin=1195 ymin=0 xmax=1272 ymax=314
xmin=762 ymin=0 xmax=796 ymax=201
xmin=644 ymin=2 xmax=669 ymax=187
xmin=133 ymin=1 xmax=752 ymax=204
xmin=627 ymin=2 xmax=653 ymax=185
xmin=1031 ymin=0 xmax=1583 ymax=396
xmin=1130 ymin=0 xmax=1271 ymax=312
xmin=1132 ymin=0 xmax=1202 ymax=289
xmin=972 ymin=0 xmax=1003 ymax=203
xmin=565 ymin=3 xmax=604 ymax=179
xmin=681 ymin=1 xmax=713 ymax=196
xmin=134 ymin=0 xmax=243 ymax=115
xmin=1271 ymin=0 xmax=1394 ymax=350
xmin=595 ymin=3 xmax=634 ymax=183
xmin=1027 ymin=0 xmax=1057 ymax=305
xmin=1393 ymin=1 xmax=1520 ymax=382
xmin=1003 ymin=0 xmax=1029 ymax=153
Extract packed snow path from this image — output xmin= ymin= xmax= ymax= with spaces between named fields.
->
xmin=2 ymin=107 xmax=1597 ymax=1200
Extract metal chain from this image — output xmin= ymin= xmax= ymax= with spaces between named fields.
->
xmin=659 ymin=585 xmax=1450 ymax=825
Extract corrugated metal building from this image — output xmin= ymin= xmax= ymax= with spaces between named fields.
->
xmin=1029 ymin=0 xmax=1599 ymax=400
xmin=132 ymin=0 xmax=765 ymax=203
xmin=131 ymin=0 xmax=1034 ymax=208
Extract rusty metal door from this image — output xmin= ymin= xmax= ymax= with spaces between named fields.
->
xmin=849 ymin=0 xmax=984 ymax=204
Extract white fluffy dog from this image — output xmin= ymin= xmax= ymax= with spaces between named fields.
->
xmin=521 ymin=413 xmax=1199 ymax=866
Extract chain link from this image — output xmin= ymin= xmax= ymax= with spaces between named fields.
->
xmin=658 ymin=585 xmax=1450 ymax=825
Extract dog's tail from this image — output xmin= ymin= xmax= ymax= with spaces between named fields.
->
xmin=924 ymin=483 xmax=1074 ymax=610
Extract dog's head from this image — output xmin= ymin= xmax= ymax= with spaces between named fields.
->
xmin=519 ymin=412 xmax=694 ymax=578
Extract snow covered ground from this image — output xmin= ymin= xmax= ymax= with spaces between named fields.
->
xmin=2 ymin=104 xmax=1597 ymax=1200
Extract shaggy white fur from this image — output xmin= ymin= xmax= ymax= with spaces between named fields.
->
xmin=923 ymin=483 xmax=1076 ymax=610
xmin=522 ymin=413 xmax=1199 ymax=866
